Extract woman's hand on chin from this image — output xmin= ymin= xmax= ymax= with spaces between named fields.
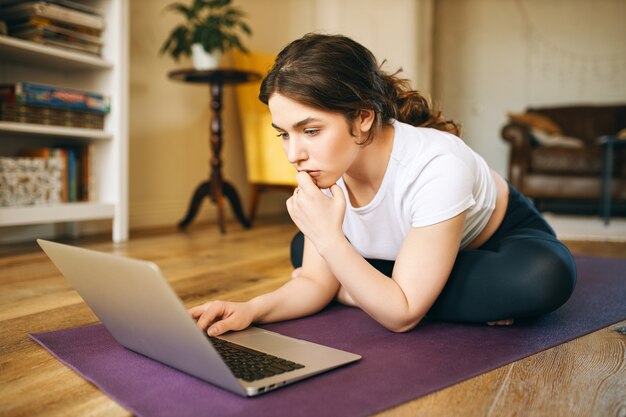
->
xmin=286 ymin=171 xmax=346 ymax=254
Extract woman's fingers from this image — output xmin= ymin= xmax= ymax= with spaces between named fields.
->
xmin=200 ymin=303 xmax=228 ymax=331
xmin=195 ymin=301 xmax=227 ymax=331
xmin=188 ymin=303 xmax=210 ymax=318
xmin=207 ymin=315 xmax=237 ymax=336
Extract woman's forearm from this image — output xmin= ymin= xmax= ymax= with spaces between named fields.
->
xmin=248 ymin=275 xmax=337 ymax=324
xmin=318 ymin=239 xmax=421 ymax=332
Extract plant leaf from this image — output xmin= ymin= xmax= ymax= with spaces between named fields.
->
xmin=239 ymin=22 xmax=252 ymax=35
xmin=164 ymin=2 xmax=193 ymax=20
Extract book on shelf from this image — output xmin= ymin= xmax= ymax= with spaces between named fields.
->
xmin=0 ymin=102 xmax=105 ymax=129
xmin=0 ymin=82 xmax=110 ymax=113
xmin=11 ymin=20 xmax=102 ymax=44
xmin=0 ymin=0 xmax=105 ymax=31
xmin=0 ymin=0 xmax=101 ymax=16
xmin=10 ymin=25 xmax=102 ymax=55
xmin=10 ymin=16 xmax=101 ymax=37
xmin=79 ymin=144 xmax=93 ymax=202
xmin=28 ymin=36 xmax=101 ymax=55
xmin=18 ymin=144 xmax=95 ymax=203
xmin=67 ymin=147 xmax=78 ymax=201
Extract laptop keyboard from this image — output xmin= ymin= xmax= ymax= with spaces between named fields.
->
xmin=209 ymin=337 xmax=305 ymax=382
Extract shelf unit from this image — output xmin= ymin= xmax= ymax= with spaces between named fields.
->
xmin=0 ymin=1 xmax=129 ymax=242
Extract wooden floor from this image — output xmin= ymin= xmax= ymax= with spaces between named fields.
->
xmin=0 ymin=217 xmax=624 ymax=416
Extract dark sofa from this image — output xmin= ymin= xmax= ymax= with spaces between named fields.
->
xmin=501 ymin=104 xmax=626 ymax=214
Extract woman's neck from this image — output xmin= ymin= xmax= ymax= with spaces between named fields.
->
xmin=343 ymin=123 xmax=395 ymax=207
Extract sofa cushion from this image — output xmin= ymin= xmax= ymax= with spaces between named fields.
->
xmin=529 ymin=147 xmax=603 ymax=175
xmin=508 ymin=112 xmax=562 ymax=134
xmin=530 ymin=129 xmax=584 ymax=148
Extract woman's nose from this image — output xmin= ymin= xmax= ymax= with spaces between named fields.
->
xmin=286 ymin=137 xmax=307 ymax=164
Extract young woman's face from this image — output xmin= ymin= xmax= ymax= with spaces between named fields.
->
xmin=268 ymin=93 xmax=362 ymax=189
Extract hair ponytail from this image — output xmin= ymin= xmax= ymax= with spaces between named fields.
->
xmin=380 ymin=70 xmax=461 ymax=136
xmin=260 ymin=33 xmax=461 ymax=144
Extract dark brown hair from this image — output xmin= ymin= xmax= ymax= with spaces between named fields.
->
xmin=259 ymin=33 xmax=460 ymax=145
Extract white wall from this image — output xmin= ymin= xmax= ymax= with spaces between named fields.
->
xmin=129 ymin=0 xmax=430 ymax=230
xmin=433 ymin=0 xmax=626 ymax=176
xmin=239 ymin=0 xmax=428 ymax=87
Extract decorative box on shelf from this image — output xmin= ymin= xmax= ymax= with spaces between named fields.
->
xmin=0 ymin=156 xmax=63 ymax=206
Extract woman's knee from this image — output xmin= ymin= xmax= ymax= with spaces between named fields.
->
xmin=518 ymin=240 xmax=577 ymax=315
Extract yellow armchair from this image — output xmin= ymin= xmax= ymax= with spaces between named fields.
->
xmin=232 ymin=51 xmax=297 ymax=223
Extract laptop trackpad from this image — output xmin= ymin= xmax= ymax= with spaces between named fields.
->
xmin=218 ymin=327 xmax=312 ymax=359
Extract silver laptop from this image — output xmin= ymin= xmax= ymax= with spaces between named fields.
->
xmin=37 ymin=239 xmax=361 ymax=397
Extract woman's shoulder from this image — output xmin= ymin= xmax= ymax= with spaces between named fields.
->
xmin=392 ymin=121 xmax=466 ymax=164
xmin=395 ymin=119 xmax=463 ymax=142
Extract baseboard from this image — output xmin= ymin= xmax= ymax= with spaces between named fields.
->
xmin=129 ymin=199 xmax=213 ymax=230
xmin=0 ymin=223 xmax=57 ymax=243
xmin=534 ymin=198 xmax=626 ymax=217
xmin=0 ymin=221 xmax=111 ymax=244
xmin=129 ymin=197 xmax=288 ymax=230
xmin=543 ymin=213 xmax=626 ymax=242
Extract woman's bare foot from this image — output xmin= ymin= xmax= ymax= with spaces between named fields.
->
xmin=486 ymin=319 xmax=514 ymax=326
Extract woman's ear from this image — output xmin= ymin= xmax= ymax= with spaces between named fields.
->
xmin=357 ymin=109 xmax=375 ymax=133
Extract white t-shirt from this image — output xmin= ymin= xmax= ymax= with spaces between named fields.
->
xmin=334 ymin=120 xmax=496 ymax=260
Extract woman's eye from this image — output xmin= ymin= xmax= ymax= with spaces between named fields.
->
xmin=304 ymin=129 xmax=319 ymax=136
xmin=276 ymin=132 xmax=289 ymax=140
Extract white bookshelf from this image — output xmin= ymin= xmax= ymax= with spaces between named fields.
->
xmin=0 ymin=34 xmax=113 ymax=70
xmin=0 ymin=202 xmax=116 ymax=226
xmin=0 ymin=121 xmax=113 ymax=140
xmin=0 ymin=0 xmax=129 ymax=242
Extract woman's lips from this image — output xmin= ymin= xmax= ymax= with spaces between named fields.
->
xmin=297 ymin=170 xmax=321 ymax=186
xmin=302 ymin=170 xmax=321 ymax=177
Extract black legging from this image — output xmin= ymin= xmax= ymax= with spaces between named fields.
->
xmin=290 ymin=184 xmax=577 ymax=323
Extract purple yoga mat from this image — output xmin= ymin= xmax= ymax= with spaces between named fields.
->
xmin=30 ymin=255 xmax=626 ymax=417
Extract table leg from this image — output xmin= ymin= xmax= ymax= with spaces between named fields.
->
xmin=222 ymin=180 xmax=251 ymax=229
xmin=177 ymin=180 xmax=251 ymax=230
xmin=601 ymin=140 xmax=614 ymax=226
xmin=208 ymin=165 xmax=226 ymax=233
xmin=178 ymin=181 xmax=211 ymax=230
xmin=208 ymin=82 xmax=227 ymax=233
xmin=178 ymin=81 xmax=251 ymax=232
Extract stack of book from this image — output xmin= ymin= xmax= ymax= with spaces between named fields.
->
xmin=0 ymin=0 xmax=105 ymax=56
xmin=0 ymin=81 xmax=110 ymax=129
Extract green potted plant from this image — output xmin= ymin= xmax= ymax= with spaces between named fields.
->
xmin=160 ymin=0 xmax=252 ymax=70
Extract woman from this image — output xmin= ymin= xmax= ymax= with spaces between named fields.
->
xmin=190 ymin=33 xmax=576 ymax=336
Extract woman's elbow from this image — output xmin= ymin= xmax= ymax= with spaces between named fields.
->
xmin=384 ymin=316 xmax=422 ymax=333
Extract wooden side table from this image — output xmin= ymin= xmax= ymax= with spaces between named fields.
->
xmin=169 ymin=68 xmax=261 ymax=233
